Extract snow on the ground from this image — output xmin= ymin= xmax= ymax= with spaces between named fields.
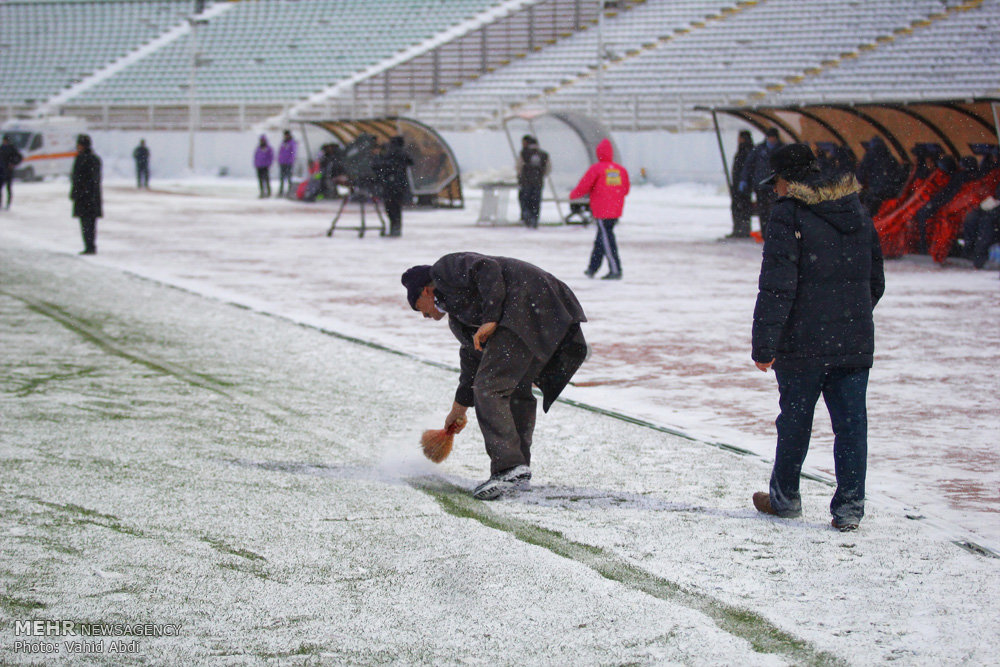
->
xmin=1 ymin=177 xmax=995 ymax=549
xmin=2 ymin=241 xmax=998 ymax=665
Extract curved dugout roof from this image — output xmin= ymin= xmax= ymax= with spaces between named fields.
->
xmin=707 ymin=99 xmax=1000 ymax=183
xmin=296 ymin=117 xmax=462 ymax=206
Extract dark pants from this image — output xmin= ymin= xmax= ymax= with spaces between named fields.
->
xmin=519 ymin=183 xmax=542 ymax=228
xmin=257 ymin=167 xmax=271 ymax=197
xmin=770 ymin=367 xmax=869 ymax=523
xmin=0 ymin=172 xmax=12 ymax=208
xmin=384 ymin=195 xmax=403 ymax=237
xmin=754 ymin=187 xmax=777 ymax=236
xmin=587 ymin=218 xmax=622 ymax=276
xmin=136 ymin=164 xmax=149 ymax=189
xmin=78 ymin=217 xmax=97 ymax=253
xmin=278 ymin=164 xmax=292 ymax=196
xmin=730 ymin=191 xmax=752 ymax=237
xmin=473 ymin=327 xmax=546 ymax=476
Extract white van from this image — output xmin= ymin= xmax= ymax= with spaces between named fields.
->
xmin=1 ymin=117 xmax=87 ymax=181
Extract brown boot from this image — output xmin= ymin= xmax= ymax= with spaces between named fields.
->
xmin=831 ymin=518 xmax=859 ymax=532
xmin=752 ymin=492 xmax=779 ymax=516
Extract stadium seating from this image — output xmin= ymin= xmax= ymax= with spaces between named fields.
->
xmin=2 ymin=0 xmax=998 ymax=132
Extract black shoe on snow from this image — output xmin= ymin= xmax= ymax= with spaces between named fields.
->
xmin=473 ymin=465 xmax=531 ymax=500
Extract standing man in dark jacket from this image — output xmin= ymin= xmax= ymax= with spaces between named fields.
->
xmin=71 ymin=134 xmax=103 ymax=255
xmin=739 ymin=128 xmax=784 ymax=235
xmin=517 ymin=135 xmax=550 ymax=229
xmin=402 ymin=253 xmax=588 ymax=500
xmin=728 ymin=130 xmax=754 ymax=238
xmin=751 ymin=144 xmax=884 ymax=532
xmin=0 ymin=134 xmax=24 ymax=209
xmin=133 ymin=139 xmax=150 ymax=189
xmin=375 ymin=135 xmax=414 ymax=237
xmin=857 ymin=136 xmax=902 ymax=216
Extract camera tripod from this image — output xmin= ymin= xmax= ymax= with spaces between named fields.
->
xmin=326 ymin=187 xmax=387 ymax=238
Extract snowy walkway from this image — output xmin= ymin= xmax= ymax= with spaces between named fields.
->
xmin=2 ymin=245 xmax=998 ymax=664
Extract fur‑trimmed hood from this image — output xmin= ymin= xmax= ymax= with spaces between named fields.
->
xmin=786 ymin=172 xmax=862 ymax=205
xmin=785 ymin=173 xmax=866 ymax=235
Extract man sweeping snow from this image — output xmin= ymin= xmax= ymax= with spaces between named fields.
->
xmin=402 ymin=253 xmax=588 ymax=499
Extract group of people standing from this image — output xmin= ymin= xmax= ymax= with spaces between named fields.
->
xmin=253 ymin=130 xmax=298 ymax=198
xmin=403 ymin=139 xmax=881 ymax=534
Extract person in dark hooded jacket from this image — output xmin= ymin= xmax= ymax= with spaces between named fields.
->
xmin=728 ymin=130 xmax=754 ymax=238
xmin=751 ymin=143 xmax=885 ymax=533
xmin=374 ymin=135 xmax=414 ymax=237
xmin=857 ymin=136 xmax=902 ymax=216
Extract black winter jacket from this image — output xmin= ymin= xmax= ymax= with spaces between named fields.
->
xmin=752 ymin=174 xmax=884 ymax=370
xmin=71 ymin=149 xmax=103 ymax=220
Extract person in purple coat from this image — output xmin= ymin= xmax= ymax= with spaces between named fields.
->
xmin=277 ymin=130 xmax=296 ymax=197
xmin=254 ymin=135 xmax=274 ymax=198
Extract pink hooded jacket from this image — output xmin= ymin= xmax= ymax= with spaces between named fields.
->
xmin=569 ymin=138 xmax=630 ymax=219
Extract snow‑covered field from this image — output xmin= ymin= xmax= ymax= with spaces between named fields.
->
xmin=1 ymin=178 xmax=998 ymax=664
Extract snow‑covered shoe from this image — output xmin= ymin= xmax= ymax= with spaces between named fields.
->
xmin=472 ymin=465 xmax=531 ymax=500
xmin=831 ymin=518 xmax=860 ymax=532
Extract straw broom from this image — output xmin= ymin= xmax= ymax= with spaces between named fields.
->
xmin=420 ymin=415 xmax=467 ymax=463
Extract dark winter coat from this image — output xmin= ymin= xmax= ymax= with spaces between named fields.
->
xmin=71 ymin=149 xmax=103 ymax=219
xmin=857 ymin=137 xmax=902 ymax=199
xmin=431 ymin=252 xmax=588 ymax=411
xmin=518 ymin=146 xmax=550 ymax=188
xmin=133 ymin=144 xmax=150 ymax=167
xmin=731 ymin=141 xmax=753 ymax=192
xmin=752 ymin=174 xmax=884 ymax=371
xmin=374 ymin=142 xmax=413 ymax=199
xmin=0 ymin=143 xmax=23 ymax=177
xmin=740 ymin=139 xmax=784 ymax=191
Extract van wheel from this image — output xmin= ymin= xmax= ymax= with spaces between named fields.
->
xmin=20 ymin=167 xmax=35 ymax=182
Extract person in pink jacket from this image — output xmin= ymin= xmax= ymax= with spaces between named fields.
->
xmin=570 ymin=138 xmax=630 ymax=279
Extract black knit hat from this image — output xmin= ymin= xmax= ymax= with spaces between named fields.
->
xmin=760 ymin=143 xmax=820 ymax=187
xmin=401 ymin=265 xmax=433 ymax=310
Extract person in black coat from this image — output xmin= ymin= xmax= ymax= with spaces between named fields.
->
xmin=857 ymin=136 xmax=903 ymax=216
xmin=0 ymin=134 xmax=24 ymax=209
xmin=402 ymin=253 xmax=588 ymax=500
xmin=133 ymin=139 xmax=150 ymax=189
xmin=374 ymin=135 xmax=414 ymax=237
xmin=962 ymin=187 xmax=1000 ymax=269
xmin=751 ymin=144 xmax=885 ymax=532
xmin=739 ymin=128 xmax=784 ymax=235
xmin=517 ymin=135 xmax=550 ymax=229
xmin=728 ymin=130 xmax=754 ymax=238
xmin=70 ymin=134 xmax=103 ymax=255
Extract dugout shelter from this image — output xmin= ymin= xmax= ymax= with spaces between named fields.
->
xmin=704 ymin=98 xmax=1000 ymax=191
xmin=296 ymin=116 xmax=463 ymax=208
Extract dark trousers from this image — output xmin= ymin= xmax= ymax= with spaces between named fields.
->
xmin=473 ymin=327 xmax=546 ymax=476
xmin=519 ymin=183 xmax=542 ymax=228
xmin=770 ymin=367 xmax=869 ymax=522
xmin=136 ymin=165 xmax=149 ymax=189
xmin=257 ymin=167 xmax=271 ymax=197
xmin=0 ymin=173 xmax=12 ymax=208
xmin=384 ymin=195 xmax=403 ymax=236
xmin=730 ymin=191 xmax=752 ymax=237
xmin=587 ymin=218 xmax=622 ymax=276
xmin=278 ymin=164 xmax=292 ymax=196
xmin=78 ymin=217 xmax=97 ymax=253
xmin=754 ymin=187 xmax=777 ymax=236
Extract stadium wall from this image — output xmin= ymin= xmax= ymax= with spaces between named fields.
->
xmin=86 ymin=129 xmax=739 ymax=186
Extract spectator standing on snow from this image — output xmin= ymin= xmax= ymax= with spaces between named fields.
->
xmin=962 ymin=187 xmax=1000 ymax=269
xmin=277 ymin=130 xmax=296 ymax=197
xmin=70 ymin=134 xmax=103 ymax=255
xmin=750 ymin=143 xmax=884 ymax=533
xmin=133 ymin=139 xmax=150 ymax=189
xmin=517 ymin=135 xmax=550 ymax=229
xmin=401 ymin=253 xmax=587 ymax=500
xmin=374 ymin=135 xmax=414 ymax=237
xmin=0 ymin=134 xmax=24 ymax=209
xmin=254 ymin=135 xmax=274 ymax=198
xmin=570 ymin=138 xmax=630 ymax=280
xmin=739 ymin=128 xmax=784 ymax=235
xmin=857 ymin=136 xmax=902 ymax=216
xmin=728 ymin=130 xmax=754 ymax=238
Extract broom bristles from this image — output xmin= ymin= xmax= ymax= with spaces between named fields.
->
xmin=420 ymin=415 xmax=467 ymax=463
